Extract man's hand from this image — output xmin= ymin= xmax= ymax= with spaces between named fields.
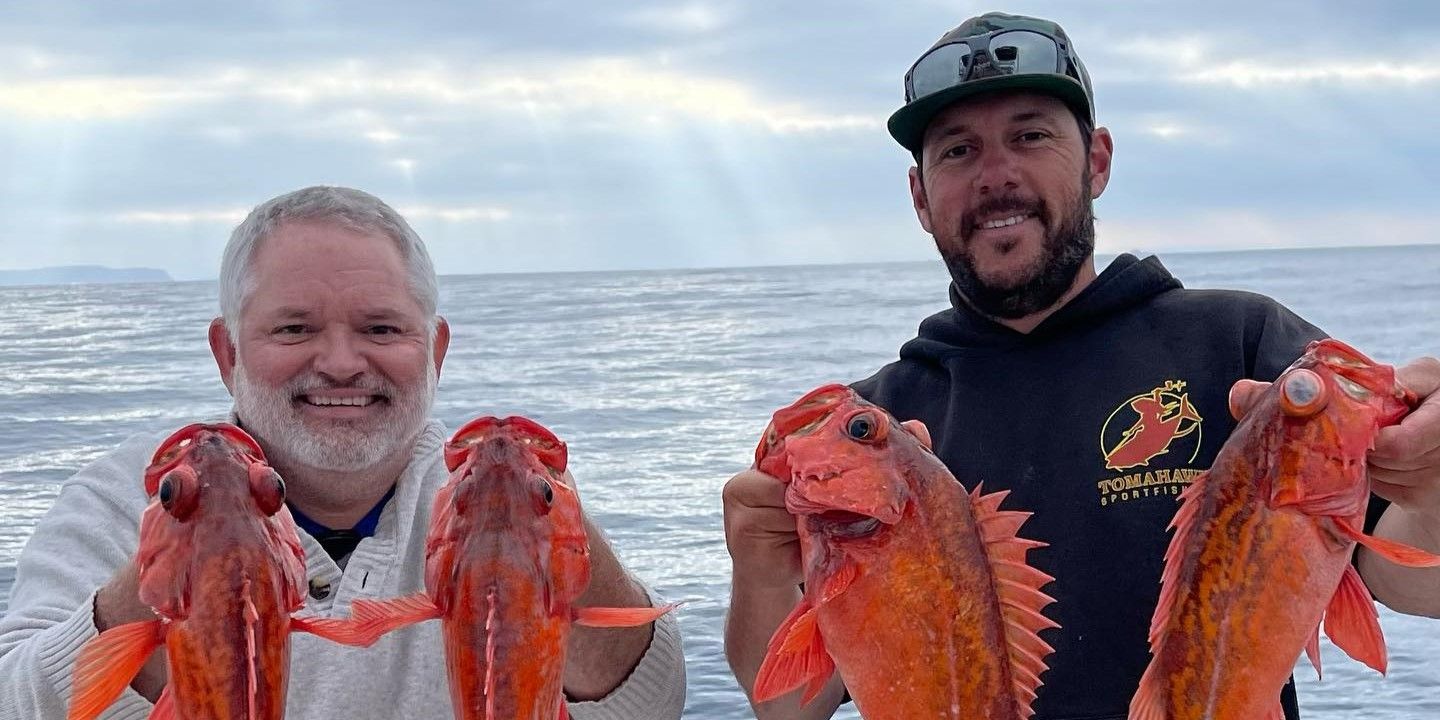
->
xmin=723 ymin=470 xmax=801 ymax=591
xmin=722 ymin=469 xmax=845 ymax=720
xmin=1367 ymin=357 xmax=1440 ymax=515
xmin=94 ymin=561 xmax=167 ymax=701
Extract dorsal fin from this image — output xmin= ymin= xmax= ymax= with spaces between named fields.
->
xmin=484 ymin=587 xmax=499 ymax=720
xmin=243 ymin=578 xmax=260 ymax=720
xmin=969 ymin=484 xmax=1058 ymax=719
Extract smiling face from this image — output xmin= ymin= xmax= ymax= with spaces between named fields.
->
xmin=909 ymin=90 xmax=1112 ymax=320
xmin=211 ymin=219 xmax=447 ymax=473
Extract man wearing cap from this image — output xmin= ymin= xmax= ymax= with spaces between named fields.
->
xmin=722 ymin=11 xmax=1440 ymax=720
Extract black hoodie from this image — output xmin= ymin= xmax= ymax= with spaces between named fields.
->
xmin=853 ymin=253 xmax=1338 ymax=720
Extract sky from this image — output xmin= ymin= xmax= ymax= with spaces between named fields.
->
xmin=2 ymin=0 xmax=1438 ymax=280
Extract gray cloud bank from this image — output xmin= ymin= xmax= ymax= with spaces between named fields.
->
xmin=1 ymin=0 xmax=1437 ymax=279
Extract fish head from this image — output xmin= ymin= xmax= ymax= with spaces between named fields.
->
xmin=135 ymin=423 xmax=306 ymax=618
xmin=440 ymin=416 xmax=590 ymax=609
xmin=756 ymin=384 xmax=917 ymax=543
xmin=1265 ymin=339 xmax=1415 ymax=513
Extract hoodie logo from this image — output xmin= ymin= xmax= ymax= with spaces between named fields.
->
xmin=1100 ymin=380 xmax=1203 ymax=471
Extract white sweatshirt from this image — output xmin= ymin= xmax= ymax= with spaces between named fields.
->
xmin=0 ymin=420 xmax=686 ymax=720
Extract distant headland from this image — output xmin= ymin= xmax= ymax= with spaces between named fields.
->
xmin=0 ymin=265 xmax=173 ymax=287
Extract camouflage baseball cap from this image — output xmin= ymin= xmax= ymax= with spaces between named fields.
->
xmin=887 ymin=12 xmax=1095 ymax=154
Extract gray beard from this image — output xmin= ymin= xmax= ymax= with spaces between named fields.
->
xmin=231 ymin=360 xmax=435 ymax=473
xmin=940 ymin=181 xmax=1096 ymax=320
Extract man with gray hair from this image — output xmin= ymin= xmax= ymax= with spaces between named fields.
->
xmin=0 ymin=186 xmax=686 ymax=719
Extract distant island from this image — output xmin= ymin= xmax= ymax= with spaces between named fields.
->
xmin=0 ymin=265 xmax=173 ymax=287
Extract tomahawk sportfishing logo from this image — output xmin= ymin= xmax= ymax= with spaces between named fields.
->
xmin=1096 ymin=380 xmax=1205 ymax=507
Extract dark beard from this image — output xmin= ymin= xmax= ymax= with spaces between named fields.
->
xmin=939 ymin=180 xmax=1096 ymax=320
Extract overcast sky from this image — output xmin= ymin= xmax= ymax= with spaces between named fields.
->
xmin=2 ymin=1 xmax=1437 ymax=280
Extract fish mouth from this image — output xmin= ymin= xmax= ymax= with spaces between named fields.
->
xmin=809 ymin=510 xmax=885 ymax=540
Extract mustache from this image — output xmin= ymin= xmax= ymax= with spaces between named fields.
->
xmin=284 ymin=374 xmax=392 ymax=398
xmin=960 ymin=195 xmax=1048 ymax=238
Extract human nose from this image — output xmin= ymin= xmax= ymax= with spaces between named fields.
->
xmin=973 ymin=144 xmax=1021 ymax=196
xmin=312 ymin=327 xmax=367 ymax=382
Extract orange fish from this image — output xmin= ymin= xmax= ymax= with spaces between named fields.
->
xmin=751 ymin=384 xmax=1058 ymax=720
xmin=1130 ymin=339 xmax=1440 ymax=720
xmin=320 ymin=416 xmax=675 ymax=720
xmin=69 ymin=423 xmax=343 ymax=720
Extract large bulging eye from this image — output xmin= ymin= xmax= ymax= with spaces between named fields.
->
xmin=533 ymin=477 xmax=555 ymax=514
xmin=250 ymin=464 xmax=286 ymax=516
xmin=158 ymin=467 xmax=200 ymax=520
xmin=1280 ymin=369 xmax=1329 ymax=417
xmin=844 ymin=412 xmax=887 ymax=442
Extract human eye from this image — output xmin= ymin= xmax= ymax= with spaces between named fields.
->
xmin=270 ymin=324 xmax=311 ymax=343
xmin=1015 ymin=129 xmax=1052 ymax=144
xmin=941 ymin=142 xmax=974 ymax=160
xmin=367 ymin=325 xmax=403 ymax=336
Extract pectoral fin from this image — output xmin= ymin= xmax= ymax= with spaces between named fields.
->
xmin=292 ymin=592 xmax=442 ymax=647
xmin=146 ymin=687 xmax=175 ymax=720
xmin=572 ymin=602 xmax=679 ymax=627
xmin=752 ymin=599 xmax=835 ymax=705
xmin=1323 ymin=563 xmax=1387 ymax=675
xmin=1334 ymin=516 xmax=1440 ymax=567
xmin=68 ymin=619 xmax=165 ymax=720
xmin=1304 ymin=623 xmax=1322 ymax=679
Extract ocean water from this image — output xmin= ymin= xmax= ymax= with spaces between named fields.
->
xmin=2 ymin=246 xmax=1438 ymax=719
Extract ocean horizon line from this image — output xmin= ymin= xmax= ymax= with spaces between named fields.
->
xmin=2 ymin=241 xmax=1436 ymax=289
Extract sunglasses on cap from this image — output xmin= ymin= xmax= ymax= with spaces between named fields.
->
xmin=904 ymin=28 xmax=1082 ymax=104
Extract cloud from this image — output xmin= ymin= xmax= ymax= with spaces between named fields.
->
xmin=0 ymin=75 xmax=216 ymax=120
xmin=109 ymin=208 xmax=248 ymax=224
xmin=2 ymin=0 xmax=1438 ymax=282
xmin=94 ymin=204 xmax=511 ymax=226
xmin=398 ymin=205 xmax=511 ymax=222
xmin=1099 ymin=211 xmax=1440 ymax=254
xmin=1182 ymin=61 xmax=1440 ymax=87
xmin=0 ymin=58 xmax=879 ymax=134
xmin=1105 ymin=35 xmax=1440 ymax=88
xmin=621 ymin=1 xmax=735 ymax=34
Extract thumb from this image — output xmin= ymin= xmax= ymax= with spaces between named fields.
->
xmin=1228 ymin=379 xmax=1271 ymax=421
xmin=901 ymin=419 xmax=933 ymax=449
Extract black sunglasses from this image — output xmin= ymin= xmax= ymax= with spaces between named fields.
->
xmin=904 ymin=28 xmax=1080 ymax=103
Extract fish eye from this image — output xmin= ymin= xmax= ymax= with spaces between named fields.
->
xmin=846 ymin=413 xmax=881 ymax=441
xmin=533 ymin=477 xmax=555 ymax=513
xmin=1280 ymin=369 xmax=1329 ymax=417
xmin=157 ymin=468 xmax=200 ymax=520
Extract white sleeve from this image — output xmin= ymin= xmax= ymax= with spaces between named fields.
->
xmin=0 ymin=436 xmax=157 ymax=720
xmin=566 ymin=587 xmax=687 ymax=720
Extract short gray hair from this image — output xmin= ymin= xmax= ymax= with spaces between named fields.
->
xmin=218 ymin=186 xmax=439 ymax=341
